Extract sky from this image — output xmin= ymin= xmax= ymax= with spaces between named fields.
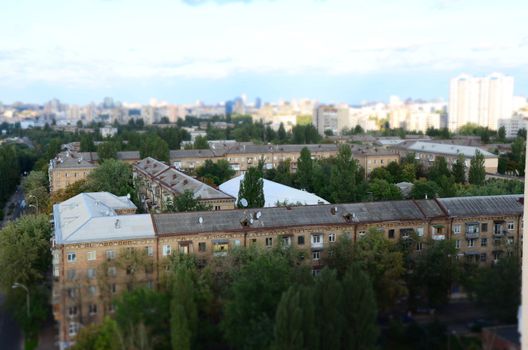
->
xmin=0 ymin=0 xmax=527 ymax=105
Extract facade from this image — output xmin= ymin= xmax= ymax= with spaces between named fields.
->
xmin=51 ymin=192 xmax=523 ymax=348
xmin=391 ymin=141 xmax=499 ymax=173
xmin=133 ymin=157 xmax=235 ymax=212
xmin=448 ymin=73 xmax=514 ymax=131
xmin=313 ymin=104 xmax=350 ymax=135
xmin=99 ymin=126 xmax=118 ymax=138
xmin=171 ymin=143 xmax=399 ymax=176
xmin=498 ymin=114 xmax=528 ymax=139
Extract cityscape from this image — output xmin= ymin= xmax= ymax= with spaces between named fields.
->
xmin=1 ymin=0 xmax=528 ymax=350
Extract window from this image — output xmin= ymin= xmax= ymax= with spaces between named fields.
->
xmin=68 ymin=306 xmax=77 ymax=317
xmin=108 ymin=304 xmax=116 ymax=313
xmin=481 ymin=223 xmax=488 ymax=232
xmin=455 ymin=240 xmax=460 ymax=249
xmin=146 ymin=280 xmax=153 ymax=289
xmin=508 ymin=237 xmax=514 ymax=245
xmin=311 ymin=234 xmax=322 ymax=244
xmin=108 ymin=267 xmax=117 ymax=277
xmin=416 ymin=242 xmax=423 ymax=251
xmin=328 ymin=233 xmax=336 ymax=242
xmin=145 ymin=263 xmax=154 ymax=274
xmin=88 ymin=304 xmax=97 ymax=315
xmin=67 ymin=252 xmax=76 ymax=262
xmin=481 ymin=238 xmax=488 ymax=247
xmin=312 ymin=251 xmax=320 ymax=260
xmin=251 ymin=238 xmax=257 ymax=245
xmin=145 ymin=246 xmax=154 ymax=256
xmin=358 ymin=230 xmax=366 ymax=238
xmin=68 ymin=322 xmax=79 ymax=336
xmin=106 ymin=250 xmax=115 ymax=260
xmin=198 ymin=242 xmax=206 ymax=252
xmin=265 ymin=237 xmax=273 ymax=247
xmin=163 ymin=245 xmax=171 ymax=256
xmin=88 ymin=285 xmax=97 ymax=296
xmin=453 ymin=225 xmax=461 ymax=234
xmin=388 ymin=229 xmax=395 ymax=239
xmin=508 ymin=222 xmax=514 ymax=230
xmin=297 ymin=236 xmax=305 ymax=245
xmin=111 ymin=284 xmax=117 ymax=294
xmin=67 ymin=288 xmax=76 ymax=299
xmin=312 ymin=269 xmax=321 ymax=277
xmin=282 ymin=236 xmax=292 ymax=246
xmin=467 ymin=239 xmax=475 ymax=247
xmin=87 ymin=251 xmax=96 ymax=261
xmin=480 ymin=253 xmax=487 ymax=262
xmin=416 ymin=227 xmax=424 ymax=237
xmin=214 ymin=206 xmax=221 ymax=211
xmin=67 ymin=269 xmax=76 ymax=280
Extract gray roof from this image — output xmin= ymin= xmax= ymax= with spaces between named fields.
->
xmin=414 ymin=199 xmax=446 ymax=218
xmin=437 ymin=195 xmax=523 ymax=217
xmin=398 ymin=141 xmax=496 ymax=158
xmin=134 ymin=157 xmax=170 ymax=177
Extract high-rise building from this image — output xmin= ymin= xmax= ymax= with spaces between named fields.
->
xmin=448 ymin=73 xmax=514 ymax=131
xmin=313 ymin=104 xmax=350 ymax=135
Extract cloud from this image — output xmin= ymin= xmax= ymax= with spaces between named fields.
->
xmin=182 ymin=0 xmax=254 ymax=5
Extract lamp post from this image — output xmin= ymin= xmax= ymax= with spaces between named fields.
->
xmin=27 ymin=195 xmax=39 ymax=214
xmin=12 ymin=282 xmax=30 ymax=318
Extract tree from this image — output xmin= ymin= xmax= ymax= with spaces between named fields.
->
xmin=313 ymin=268 xmax=343 ymax=350
xmin=341 ymin=265 xmax=379 ymax=350
xmin=400 ymin=163 xmax=416 ymax=183
xmin=272 ymin=286 xmax=304 ymax=350
xmin=140 ymin=134 xmax=169 ymax=162
xmin=369 ymin=167 xmax=394 ymax=183
xmin=468 ymin=150 xmax=486 ymax=185
xmin=386 ymin=161 xmax=402 ymax=182
xmin=329 ymin=145 xmax=361 ymax=203
xmin=193 ymin=135 xmax=209 ymax=150
xmin=196 ymin=159 xmax=235 ymax=186
xmin=412 ymin=239 xmax=457 ymax=307
xmin=410 ymin=179 xmax=440 ymax=199
xmin=511 ymin=137 xmax=526 ymax=176
xmin=325 ymin=235 xmax=354 ymax=279
xmin=80 ymin=133 xmax=96 ymax=152
xmin=277 ymin=123 xmax=287 ymax=143
xmin=166 ymin=190 xmax=211 ymax=212
xmin=437 ymin=175 xmax=456 ymax=197
xmin=222 ymin=251 xmax=292 ymax=350
xmin=368 ymin=179 xmax=402 ymax=201
xmin=451 ymin=154 xmax=466 ymax=184
xmin=86 ymin=159 xmax=134 ymax=196
xmin=171 ymin=267 xmax=198 ymax=350
xmin=296 ymin=147 xmax=313 ymax=190
xmin=97 ymin=141 xmax=119 ymax=161
xmin=517 ymin=128 xmax=527 ymax=140
xmin=0 ymin=215 xmax=52 ymax=336
xmin=22 ymin=171 xmax=50 ymax=214
xmin=498 ymin=126 xmax=506 ymax=142
xmin=70 ymin=317 xmax=123 ymax=350
xmin=353 ymin=228 xmax=407 ymax=311
xmin=428 ymin=156 xmax=450 ymax=183
xmin=237 ymin=166 xmax=265 ymax=208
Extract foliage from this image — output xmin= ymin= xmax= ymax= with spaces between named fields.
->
xmin=368 ymin=178 xmax=402 ymax=201
xmin=85 ymin=159 xmax=134 ymax=196
xmin=451 ymin=154 xmax=466 ymax=184
xmin=468 ymin=150 xmax=486 ymax=185
xmin=237 ymin=166 xmax=265 ymax=208
xmin=80 ymin=133 xmax=96 ymax=152
xmin=498 ymin=126 xmax=506 ymax=142
xmin=410 ymin=179 xmax=440 ymax=199
xmin=193 ymin=135 xmax=209 ymax=149
xmin=296 ymin=147 xmax=313 ymax=190
xmin=428 ymin=156 xmax=450 ymax=183
xmin=97 ymin=141 xmax=119 ymax=161
xmin=22 ymin=171 xmax=50 ymax=214
xmin=329 ymin=145 xmax=362 ymax=203
xmin=165 ymin=190 xmax=211 ymax=212
xmin=272 ymin=286 xmax=304 ymax=350
xmin=71 ymin=317 xmax=123 ymax=350
xmin=140 ymin=134 xmax=170 ymax=162
xmin=0 ymin=144 xmax=21 ymax=207
xmin=313 ymin=268 xmax=343 ymax=350
xmin=171 ymin=266 xmax=198 ymax=350
xmin=196 ymin=159 xmax=235 ymax=186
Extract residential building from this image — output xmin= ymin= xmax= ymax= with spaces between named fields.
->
xmin=498 ymin=114 xmax=528 ymax=139
xmin=391 ymin=141 xmax=499 ymax=173
xmin=133 ymin=157 xmax=235 ymax=212
xmin=51 ymin=192 xmax=523 ymax=348
xmin=100 ymin=126 xmax=118 ymax=138
xmin=313 ymin=104 xmax=350 ymax=135
xmin=448 ymin=73 xmax=514 ymax=131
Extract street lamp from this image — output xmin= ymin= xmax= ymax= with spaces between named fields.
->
xmin=12 ymin=282 xmax=30 ymax=318
xmin=28 ymin=195 xmax=39 ymax=214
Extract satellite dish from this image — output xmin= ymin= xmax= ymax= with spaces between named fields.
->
xmin=255 ymin=211 xmax=262 ymax=219
xmin=198 ymin=217 xmax=203 ymax=224
xmin=126 ymin=193 xmax=131 ymax=199
xmin=250 ymin=218 xmax=254 ymax=225
xmin=240 ymin=198 xmax=248 ymax=208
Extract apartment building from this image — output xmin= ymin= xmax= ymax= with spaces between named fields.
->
xmin=313 ymin=104 xmax=350 ymax=135
xmin=391 ymin=141 xmax=499 ymax=173
xmin=52 ymin=192 xmax=522 ymax=348
xmin=133 ymin=157 xmax=235 ymax=212
xmin=171 ymin=143 xmax=399 ymax=176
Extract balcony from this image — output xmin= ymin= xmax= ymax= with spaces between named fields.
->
xmin=493 ymin=229 xmax=508 ymax=237
xmin=432 ymin=234 xmax=445 ymax=241
xmin=465 ymin=231 xmax=480 ymax=239
xmin=311 ymin=235 xmax=323 ymax=249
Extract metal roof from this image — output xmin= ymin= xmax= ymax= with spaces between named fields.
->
xmin=437 ymin=195 xmax=523 ymax=217
xmin=402 ymin=141 xmax=496 ymax=158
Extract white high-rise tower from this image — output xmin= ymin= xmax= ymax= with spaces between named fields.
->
xmin=448 ymin=73 xmax=514 ymax=131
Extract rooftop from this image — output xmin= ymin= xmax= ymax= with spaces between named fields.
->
xmin=396 ymin=141 xmax=496 ymax=158
xmin=53 ymin=192 xmax=154 ymax=244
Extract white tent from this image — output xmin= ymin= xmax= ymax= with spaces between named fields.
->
xmin=219 ymin=175 xmax=329 ymax=207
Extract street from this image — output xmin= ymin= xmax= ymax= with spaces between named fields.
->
xmin=0 ymin=294 xmax=22 ymax=350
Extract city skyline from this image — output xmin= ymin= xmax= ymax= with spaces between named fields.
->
xmin=1 ymin=0 xmax=527 ymax=104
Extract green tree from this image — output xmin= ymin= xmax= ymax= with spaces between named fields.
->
xmin=386 ymin=161 xmax=402 ymax=182
xmin=325 ymin=235 xmax=354 ymax=278
xmin=140 ymin=134 xmax=169 ymax=162
xmin=86 ymin=159 xmax=134 ymax=196
xmin=171 ymin=267 xmax=198 ymax=350
xmin=353 ymin=228 xmax=407 ymax=311
xmin=400 ymin=163 xmax=416 ymax=183
xmin=70 ymin=317 xmax=123 ymax=350
xmin=196 ymin=159 xmax=235 ymax=185
xmin=428 ymin=156 xmax=450 ymax=183
xmin=272 ymin=286 xmax=304 ymax=350
xmin=22 ymin=171 xmax=50 ymax=214
xmin=468 ymin=150 xmax=486 ymax=185
xmin=193 ymin=135 xmax=209 ymax=149
xmin=296 ymin=147 xmax=313 ymax=190
xmin=97 ymin=141 xmax=119 ymax=161
xmin=341 ymin=265 xmax=379 ymax=350
xmin=277 ymin=123 xmax=287 ymax=143
xmin=511 ymin=137 xmax=526 ymax=176
xmin=80 ymin=133 xmax=96 ymax=152
xmin=410 ymin=179 xmax=440 ymax=199
xmin=314 ymin=268 xmax=343 ymax=350
xmin=369 ymin=167 xmax=394 ymax=183
xmin=368 ymin=179 xmax=402 ymax=201
xmin=437 ymin=175 xmax=457 ymax=197
xmin=451 ymin=154 xmax=466 ymax=184
xmin=237 ymin=166 xmax=265 ymax=208
xmin=498 ymin=126 xmax=506 ymax=142
xmin=166 ymin=190 xmax=211 ymax=212
xmin=329 ymin=145 xmax=361 ymax=203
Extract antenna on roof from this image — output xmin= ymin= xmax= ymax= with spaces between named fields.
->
xmin=254 ymin=211 xmax=262 ymax=220
xmin=114 ymin=219 xmax=120 ymax=229
xmin=198 ymin=217 xmax=203 ymax=224
xmin=127 ymin=193 xmax=131 ymax=199
xmin=240 ymin=198 xmax=248 ymax=208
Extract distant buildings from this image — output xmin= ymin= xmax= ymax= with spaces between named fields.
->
xmin=99 ymin=126 xmax=117 ymax=138
xmin=313 ymin=104 xmax=350 ymax=135
xmin=448 ymin=73 xmax=514 ymax=132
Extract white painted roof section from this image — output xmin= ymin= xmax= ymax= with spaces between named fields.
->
xmin=53 ymin=192 xmax=154 ymax=244
xmin=219 ymin=175 xmax=329 ymax=207
xmin=406 ymin=141 xmax=496 ymax=158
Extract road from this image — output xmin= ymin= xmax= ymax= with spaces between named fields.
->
xmin=0 ymin=185 xmax=25 ymax=228
xmin=0 ymin=294 xmax=22 ymax=350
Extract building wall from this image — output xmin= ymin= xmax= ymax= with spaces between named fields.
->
xmin=49 ymin=167 xmax=94 ymax=193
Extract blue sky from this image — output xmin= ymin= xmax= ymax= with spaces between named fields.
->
xmin=0 ymin=0 xmax=526 ymax=105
